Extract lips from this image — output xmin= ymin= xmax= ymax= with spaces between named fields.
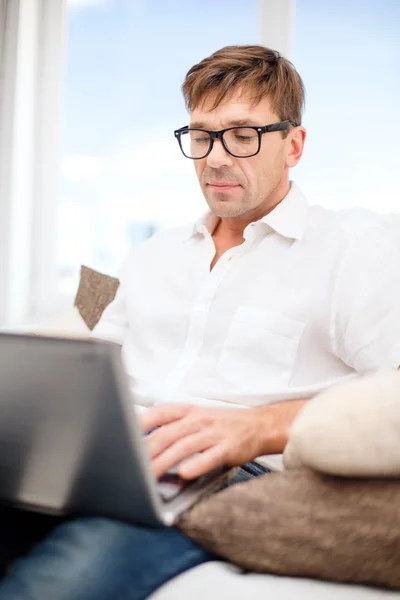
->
xmin=207 ymin=181 xmax=238 ymax=187
xmin=207 ymin=181 xmax=240 ymax=193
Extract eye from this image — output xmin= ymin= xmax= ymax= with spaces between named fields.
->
xmin=235 ymin=134 xmax=253 ymax=143
xmin=231 ymin=128 xmax=258 ymax=143
xmin=191 ymin=134 xmax=210 ymax=145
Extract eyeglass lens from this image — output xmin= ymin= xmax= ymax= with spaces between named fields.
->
xmin=179 ymin=128 xmax=260 ymax=158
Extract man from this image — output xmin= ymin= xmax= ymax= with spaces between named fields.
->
xmin=0 ymin=45 xmax=399 ymax=599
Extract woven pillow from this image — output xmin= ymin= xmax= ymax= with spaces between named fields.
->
xmin=284 ymin=371 xmax=400 ymax=477
xmin=74 ymin=265 xmax=119 ymax=330
xmin=178 ymin=468 xmax=400 ymax=589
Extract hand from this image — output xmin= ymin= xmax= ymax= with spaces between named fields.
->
xmin=140 ymin=403 xmax=270 ymax=480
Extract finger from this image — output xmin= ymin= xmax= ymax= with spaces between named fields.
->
xmin=139 ymin=404 xmax=192 ymax=433
xmin=178 ymin=444 xmax=229 ymax=480
xmin=152 ymin=432 xmax=216 ymax=479
xmin=146 ymin=418 xmax=202 ymax=459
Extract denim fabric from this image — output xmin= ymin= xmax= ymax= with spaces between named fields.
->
xmin=0 ymin=507 xmax=62 ymax=577
xmin=238 ymin=461 xmax=270 ymax=478
xmin=0 ymin=518 xmax=216 ymax=600
xmin=0 ymin=462 xmax=269 ymax=600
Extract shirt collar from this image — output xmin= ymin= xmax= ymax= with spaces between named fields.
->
xmin=187 ymin=212 xmax=220 ymax=240
xmin=259 ymin=182 xmax=309 ymax=241
xmin=186 ymin=181 xmax=309 ymax=242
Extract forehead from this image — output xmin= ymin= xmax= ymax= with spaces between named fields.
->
xmin=189 ymin=89 xmax=277 ymax=128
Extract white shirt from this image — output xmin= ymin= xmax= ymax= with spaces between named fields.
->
xmin=92 ymin=182 xmax=400 ymax=412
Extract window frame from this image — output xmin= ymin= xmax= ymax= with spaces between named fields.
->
xmin=0 ymin=0 xmax=66 ymax=325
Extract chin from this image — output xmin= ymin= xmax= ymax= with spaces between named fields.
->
xmin=210 ymin=204 xmax=248 ymax=219
xmin=207 ymin=197 xmax=247 ymax=218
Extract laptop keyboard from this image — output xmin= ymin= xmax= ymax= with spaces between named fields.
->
xmin=157 ymin=466 xmax=226 ymax=503
xmin=157 ymin=473 xmax=192 ymax=502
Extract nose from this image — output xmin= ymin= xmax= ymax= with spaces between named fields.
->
xmin=206 ymin=138 xmax=233 ymax=169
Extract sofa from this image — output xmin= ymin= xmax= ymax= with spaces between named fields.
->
xmin=150 ymin=562 xmax=400 ymax=600
xmin=15 ymin=266 xmax=400 ymax=600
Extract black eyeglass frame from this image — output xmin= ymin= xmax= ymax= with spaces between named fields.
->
xmin=174 ymin=120 xmax=298 ymax=159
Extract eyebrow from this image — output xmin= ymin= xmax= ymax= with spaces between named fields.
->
xmin=189 ymin=118 xmax=261 ymax=129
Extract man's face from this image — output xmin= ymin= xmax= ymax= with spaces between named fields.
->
xmin=190 ymin=90 xmax=304 ymax=220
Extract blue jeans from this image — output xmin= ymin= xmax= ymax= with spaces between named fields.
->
xmin=0 ymin=463 xmax=268 ymax=600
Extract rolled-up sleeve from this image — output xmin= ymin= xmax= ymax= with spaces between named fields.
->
xmin=331 ymin=221 xmax=400 ymax=373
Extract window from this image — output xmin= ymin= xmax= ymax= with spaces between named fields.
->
xmin=293 ymin=0 xmax=400 ymax=212
xmin=57 ymin=0 xmax=259 ymax=298
xmin=3 ymin=0 xmax=397 ymax=326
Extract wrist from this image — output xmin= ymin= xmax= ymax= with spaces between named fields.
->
xmin=253 ymin=399 xmax=309 ymax=455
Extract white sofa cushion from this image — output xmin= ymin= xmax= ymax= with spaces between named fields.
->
xmin=29 ymin=307 xmax=91 ymax=339
xmin=284 ymin=371 xmax=400 ymax=476
xmin=149 ymin=562 xmax=399 ymax=600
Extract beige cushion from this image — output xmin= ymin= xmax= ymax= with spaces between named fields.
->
xmin=74 ymin=265 xmax=119 ymax=330
xmin=178 ymin=468 xmax=400 ymax=590
xmin=284 ymin=371 xmax=400 ymax=477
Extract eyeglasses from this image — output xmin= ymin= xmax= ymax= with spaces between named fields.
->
xmin=174 ymin=121 xmax=297 ymax=160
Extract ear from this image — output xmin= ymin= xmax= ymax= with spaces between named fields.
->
xmin=286 ymin=126 xmax=306 ymax=168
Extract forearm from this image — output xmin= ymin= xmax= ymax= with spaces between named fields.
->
xmin=253 ymin=398 xmax=310 ymax=455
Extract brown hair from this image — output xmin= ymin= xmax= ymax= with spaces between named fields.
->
xmin=182 ymin=45 xmax=305 ymax=128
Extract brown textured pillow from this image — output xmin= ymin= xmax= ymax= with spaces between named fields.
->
xmin=178 ymin=468 xmax=400 ymax=590
xmin=74 ymin=265 xmax=119 ymax=330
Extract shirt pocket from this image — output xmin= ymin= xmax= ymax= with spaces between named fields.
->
xmin=218 ymin=306 xmax=305 ymax=393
